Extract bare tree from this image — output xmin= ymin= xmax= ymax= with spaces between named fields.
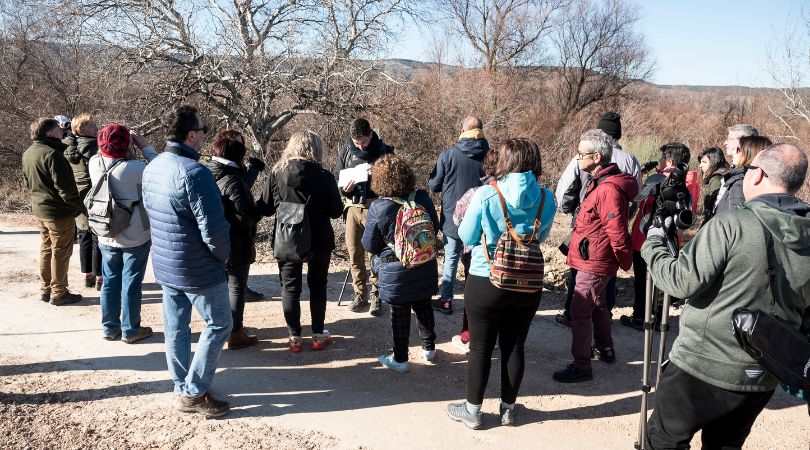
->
xmin=550 ymin=0 xmax=654 ymax=125
xmin=442 ymin=0 xmax=566 ymax=72
xmin=72 ymin=0 xmax=412 ymax=154
xmin=766 ymin=10 xmax=810 ymax=140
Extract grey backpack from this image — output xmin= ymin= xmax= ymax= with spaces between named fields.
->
xmin=84 ymin=159 xmax=133 ymax=238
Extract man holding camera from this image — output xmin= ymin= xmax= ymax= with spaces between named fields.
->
xmin=642 ymin=143 xmax=810 ymax=448
xmin=553 ymin=129 xmax=638 ymax=383
xmin=335 ymin=118 xmax=393 ymax=316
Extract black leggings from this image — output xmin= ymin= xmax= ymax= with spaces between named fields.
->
xmin=78 ymin=229 xmax=101 ymax=276
xmin=278 ymin=251 xmax=331 ymax=337
xmin=390 ymin=298 xmax=436 ymax=363
xmin=226 ymin=263 xmax=250 ymax=331
xmin=464 ymin=275 xmax=541 ymax=405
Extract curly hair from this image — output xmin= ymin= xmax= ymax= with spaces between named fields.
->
xmin=370 ymin=154 xmax=415 ymax=198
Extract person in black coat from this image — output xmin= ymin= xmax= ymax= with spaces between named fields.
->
xmin=258 ymin=130 xmax=343 ymax=353
xmin=428 ymin=116 xmax=488 ymax=315
xmin=204 ymin=130 xmax=266 ymax=350
xmin=362 ymin=154 xmax=439 ymax=373
xmin=333 ymin=118 xmax=394 ymax=315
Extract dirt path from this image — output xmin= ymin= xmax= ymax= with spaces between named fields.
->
xmin=0 ymin=214 xmax=807 ymax=449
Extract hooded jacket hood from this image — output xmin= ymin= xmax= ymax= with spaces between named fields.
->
xmin=746 ymin=195 xmax=810 ymax=250
xmin=498 ymin=171 xmax=541 ymax=209
xmin=592 ymin=164 xmax=640 ymax=201
xmin=275 ymin=159 xmax=318 ymax=190
xmin=456 ymin=137 xmax=489 ymax=161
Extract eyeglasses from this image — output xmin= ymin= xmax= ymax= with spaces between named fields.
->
xmin=576 ymin=152 xmax=596 ymax=160
xmin=743 ymin=164 xmax=768 ymax=178
xmin=192 ymin=125 xmax=209 ymax=135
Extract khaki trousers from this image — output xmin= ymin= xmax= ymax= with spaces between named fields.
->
xmin=38 ymin=217 xmax=75 ymax=296
xmin=345 ymin=206 xmax=377 ymax=297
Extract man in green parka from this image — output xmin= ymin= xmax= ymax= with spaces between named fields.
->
xmin=21 ymin=117 xmax=83 ymax=305
xmin=642 ymin=143 xmax=810 ymax=448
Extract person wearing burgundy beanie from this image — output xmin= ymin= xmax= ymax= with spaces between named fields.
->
xmin=88 ymin=123 xmax=158 ymax=344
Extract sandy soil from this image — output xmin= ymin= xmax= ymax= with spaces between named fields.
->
xmin=0 ymin=213 xmax=807 ymax=450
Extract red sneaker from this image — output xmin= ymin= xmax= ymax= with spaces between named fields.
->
xmin=311 ymin=331 xmax=332 ymax=351
xmin=288 ymin=336 xmax=303 ymax=353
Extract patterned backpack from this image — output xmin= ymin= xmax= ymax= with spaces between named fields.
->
xmin=482 ymin=183 xmax=546 ymax=293
xmin=387 ymin=192 xmax=437 ymax=268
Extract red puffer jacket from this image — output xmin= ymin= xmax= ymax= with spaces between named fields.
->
xmin=567 ymin=164 xmax=639 ymax=276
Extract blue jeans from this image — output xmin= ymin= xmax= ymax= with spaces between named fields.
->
xmin=99 ymin=241 xmax=151 ymax=339
xmin=440 ymin=235 xmax=464 ymax=301
xmin=162 ymin=281 xmax=233 ymax=398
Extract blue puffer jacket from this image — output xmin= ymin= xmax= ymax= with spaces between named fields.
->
xmin=142 ymin=142 xmax=231 ymax=290
xmin=362 ymin=189 xmax=439 ymax=304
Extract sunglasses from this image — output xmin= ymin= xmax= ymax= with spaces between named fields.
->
xmin=191 ymin=125 xmax=209 ymax=135
xmin=743 ymin=164 xmax=768 ymax=178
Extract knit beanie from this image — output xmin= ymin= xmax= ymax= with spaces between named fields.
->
xmin=98 ymin=124 xmax=131 ymax=158
xmin=597 ymin=112 xmax=622 ymax=140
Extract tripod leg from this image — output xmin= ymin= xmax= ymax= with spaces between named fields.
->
xmin=337 ymin=270 xmax=351 ymax=306
xmin=636 ymin=272 xmax=656 ymax=450
xmin=655 ymin=293 xmax=672 ymax=385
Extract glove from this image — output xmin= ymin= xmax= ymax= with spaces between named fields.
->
xmin=247 ymin=157 xmax=266 ymax=172
xmin=646 ymin=216 xmax=673 ymax=239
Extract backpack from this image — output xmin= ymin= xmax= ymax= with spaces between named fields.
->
xmin=482 ymin=183 xmax=546 ymax=293
xmin=387 ymin=192 xmax=437 ymax=268
xmin=84 ymin=159 xmax=133 ymax=238
xmin=272 ymin=198 xmax=311 ymax=263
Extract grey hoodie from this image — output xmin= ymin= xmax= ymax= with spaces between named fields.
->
xmin=642 ymin=194 xmax=810 ymax=392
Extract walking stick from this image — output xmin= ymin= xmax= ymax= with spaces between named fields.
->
xmin=337 ymin=270 xmax=351 ymax=306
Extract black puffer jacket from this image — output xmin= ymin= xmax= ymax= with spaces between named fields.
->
xmin=63 ymin=134 xmax=98 ymax=200
xmin=204 ymin=160 xmax=262 ymax=268
xmin=333 ymin=132 xmax=394 ymax=203
xmin=428 ymin=137 xmax=488 ymax=238
xmin=714 ymin=167 xmax=745 ymax=215
xmin=259 ymin=159 xmax=343 ymax=255
xmin=361 ymin=190 xmax=439 ymax=304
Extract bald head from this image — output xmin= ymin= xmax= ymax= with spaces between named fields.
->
xmin=744 ymin=143 xmax=808 ymax=200
xmin=462 ymin=116 xmax=483 ymax=132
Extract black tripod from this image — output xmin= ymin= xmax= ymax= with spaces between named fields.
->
xmin=636 ymin=228 xmax=680 ymax=449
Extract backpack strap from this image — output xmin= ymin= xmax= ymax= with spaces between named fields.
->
xmin=481 ymin=183 xmax=545 ymax=265
xmin=491 ymin=183 xmax=525 ymax=245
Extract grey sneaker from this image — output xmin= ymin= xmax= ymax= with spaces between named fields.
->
xmin=349 ymin=294 xmax=369 ymax=313
xmin=500 ymin=404 xmax=516 ymax=426
xmin=122 ymin=327 xmax=153 ymax=344
xmin=447 ymin=402 xmax=482 ymax=429
xmin=176 ymin=392 xmax=230 ymax=417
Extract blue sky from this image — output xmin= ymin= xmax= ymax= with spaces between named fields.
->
xmin=390 ymin=1 xmax=806 ymax=87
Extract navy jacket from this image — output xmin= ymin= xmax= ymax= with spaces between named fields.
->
xmin=142 ymin=142 xmax=230 ymax=290
xmin=428 ymin=137 xmax=488 ymax=238
xmin=361 ymin=189 xmax=439 ymax=304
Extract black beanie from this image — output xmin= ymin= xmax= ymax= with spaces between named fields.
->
xmin=597 ymin=112 xmax=622 ymax=140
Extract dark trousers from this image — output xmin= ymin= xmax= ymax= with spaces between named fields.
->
xmin=465 ymin=275 xmax=541 ymax=405
xmin=647 ymin=362 xmax=774 ymax=450
xmin=570 ymin=270 xmax=612 ymax=371
xmin=278 ymin=251 xmax=331 ymax=337
xmin=390 ymin=298 xmax=436 ymax=363
xmin=77 ymin=229 xmax=101 ymax=276
xmin=226 ymin=263 xmax=251 ymax=331
xmin=564 ymin=268 xmax=616 ymax=317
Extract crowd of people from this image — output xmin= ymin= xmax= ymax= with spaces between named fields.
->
xmin=19 ymin=105 xmax=809 ymax=447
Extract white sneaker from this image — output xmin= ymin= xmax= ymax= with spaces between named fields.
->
xmin=423 ymin=349 xmax=436 ymax=362
xmin=378 ymin=353 xmax=409 ymax=373
xmin=451 ymin=335 xmax=470 ymax=354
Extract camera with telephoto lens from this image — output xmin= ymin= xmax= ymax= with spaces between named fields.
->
xmin=637 ymin=162 xmax=696 ymax=234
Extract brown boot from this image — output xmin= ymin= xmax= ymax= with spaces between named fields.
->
xmin=227 ymin=328 xmax=259 ymax=350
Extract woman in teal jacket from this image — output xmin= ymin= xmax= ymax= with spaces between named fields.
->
xmin=446 ymin=138 xmax=556 ymax=429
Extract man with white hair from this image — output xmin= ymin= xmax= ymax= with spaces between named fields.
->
xmin=553 ymin=129 xmax=639 ymax=383
xmin=723 ymin=123 xmax=759 ymax=160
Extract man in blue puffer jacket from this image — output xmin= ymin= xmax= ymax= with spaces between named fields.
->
xmin=142 ymin=105 xmax=233 ymax=417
